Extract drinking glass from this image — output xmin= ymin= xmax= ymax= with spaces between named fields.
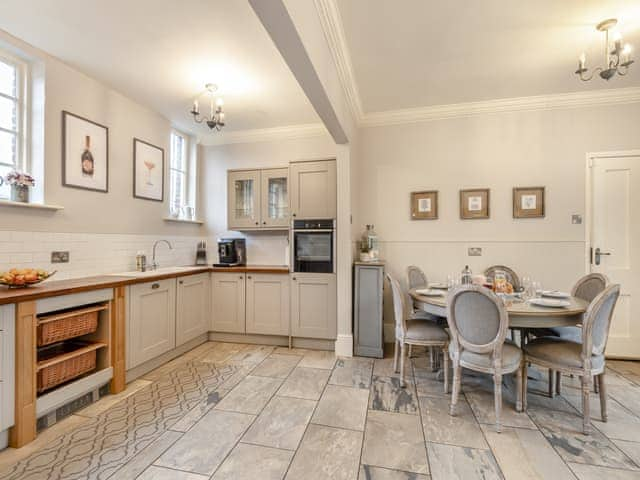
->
xmin=532 ymin=281 xmax=542 ymax=298
xmin=521 ymin=276 xmax=531 ymax=298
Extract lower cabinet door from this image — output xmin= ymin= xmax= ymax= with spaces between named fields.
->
xmin=129 ymin=279 xmax=176 ymax=368
xmin=211 ymin=273 xmax=246 ymax=333
xmin=246 ymin=274 xmax=289 ymax=335
xmin=290 ymin=273 xmax=337 ymax=339
xmin=176 ymin=273 xmax=210 ymax=346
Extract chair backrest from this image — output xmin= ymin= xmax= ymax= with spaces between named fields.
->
xmin=572 ymin=273 xmax=608 ymax=303
xmin=484 ymin=265 xmax=521 ymax=291
xmin=386 ymin=273 xmax=408 ymax=340
xmin=582 ymin=284 xmax=620 ymax=358
xmin=446 ymin=285 xmax=509 ymax=358
xmin=407 ymin=265 xmax=428 ymax=290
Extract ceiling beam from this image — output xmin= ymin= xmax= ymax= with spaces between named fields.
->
xmin=248 ymin=0 xmax=349 ymax=144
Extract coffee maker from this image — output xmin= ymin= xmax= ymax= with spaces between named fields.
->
xmin=215 ymin=238 xmax=246 ymax=266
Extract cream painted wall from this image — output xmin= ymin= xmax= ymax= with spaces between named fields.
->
xmin=0 ymin=30 xmax=203 ymax=238
xmin=201 ymin=134 xmax=336 ymax=265
xmin=352 ymin=102 xmax=640 ymax=333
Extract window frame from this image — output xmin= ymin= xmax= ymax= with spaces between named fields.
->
xmin=169 ymin=130 xmax=189 ymax=211
xmin=0 ymin=50 xmax=30 ymax=175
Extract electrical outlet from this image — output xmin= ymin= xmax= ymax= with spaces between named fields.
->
xmin=571 ymin=214 xmax=582 ymax=225
xmin=51 ymin=251 xmax=70 ymax=263
xmin=468 ymin=247 xmax=482 ymax=256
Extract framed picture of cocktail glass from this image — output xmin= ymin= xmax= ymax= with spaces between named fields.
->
xmin=62 ymin=111 xmax=109 ymax=193
xmin=133 ymin=138 xmax=164 ymax=202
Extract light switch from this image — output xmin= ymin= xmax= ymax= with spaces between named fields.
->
xmin=571 ymin=214 xmax=582 ymax=225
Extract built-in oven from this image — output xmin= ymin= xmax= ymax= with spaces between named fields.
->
xmin=291 ymin=219 xmax=336 ymax=273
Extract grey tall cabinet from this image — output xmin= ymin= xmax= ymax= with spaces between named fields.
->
xmin=353 ymin=262 xmax=384 ymax=358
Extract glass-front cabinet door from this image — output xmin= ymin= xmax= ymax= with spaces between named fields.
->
xmin=261 ymin=168 xmax=289 ymax=228
xmin=228 ymin=170 xmax=261 ymax=229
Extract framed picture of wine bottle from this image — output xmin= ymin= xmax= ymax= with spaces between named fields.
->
xmin=133 ymin=138 xmax=164 ymax=202
xmin=62 ymin=111 xmax=109 ymax=192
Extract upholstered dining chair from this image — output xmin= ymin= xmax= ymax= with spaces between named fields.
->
xmin=387 ymin=273 xmax=449 ymax=390
xmin=484 ymin=265 xmax=521 ymax=292
xmin=447 ymin=285 xmax=523 ymax=433
xmin=406 ymin=265 xmax=442 ymax=364
xmin=523 ymin=284 xmax=621 ymax=435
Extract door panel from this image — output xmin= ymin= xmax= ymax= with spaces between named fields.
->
xmin=228 ymin=170 xmax=261 ymax=230
xmin=246 ymin=274 xmax=289 ymax=335
xmin=261 ymin=168 xmax=289 ymax=228
xmin=211 ymin=273 xmax=246 ymax=333
xmin=176 ymin=273 xmax=210 ymax=346
xmin=290 ymin=160 xmax=336 ymax=219
xmin=291 ymin=273 xmax=336 ymax=339
xmin=591 ymin=154 xmax=639 ymax=358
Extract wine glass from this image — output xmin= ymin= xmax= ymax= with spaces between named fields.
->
xmin=144 ymin=160 xmax=155 ymax=186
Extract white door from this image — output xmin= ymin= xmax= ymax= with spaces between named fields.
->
xmin=211 ymin=273 xmax=246 ymax=333
xmin=590 ymin=152 xmax=640 ymax=359
xmin=246 ymin=273 xmax=289 ymax=335
xmin=176 ymin=273 xmax=210 ymax=346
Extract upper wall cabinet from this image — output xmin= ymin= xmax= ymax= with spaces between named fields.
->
xmin=289 ymin=160 xmax=337 ymax=219
xmin=228 ymin=168 xmax=289 ymax=230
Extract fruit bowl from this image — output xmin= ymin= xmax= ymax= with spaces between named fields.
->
xmin=0 ymin=269 xmax=56 ymax=288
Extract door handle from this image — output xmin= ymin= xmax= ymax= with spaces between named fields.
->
xmin=151 ymin=283 xmax=160 ymax=289
xmin=594 ymin=247 xmax=612 ymax=266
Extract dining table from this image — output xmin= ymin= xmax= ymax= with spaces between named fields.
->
xmin=409 ymin=288 xmax=590 ymax=329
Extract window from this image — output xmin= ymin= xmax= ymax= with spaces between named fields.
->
xmin=0 ymin=54 xmax=27 ymax=199
xmin=169 ymin=131 xmax=187 ymax=211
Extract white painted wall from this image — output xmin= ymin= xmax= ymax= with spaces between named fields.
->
xmin=352 ymin=102 xmax=640 ymax=335
xmin=201 ymin=134 xmax=336 ymax=265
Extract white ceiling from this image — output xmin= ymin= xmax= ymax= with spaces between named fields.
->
xmin=0 ymin=0 xmax=319 ymax=135
xmin=336 ymin=0 xmax=640 ymax=113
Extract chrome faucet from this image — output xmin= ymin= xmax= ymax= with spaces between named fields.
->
xmin=151 ymin=240 xmax=173 ymax=270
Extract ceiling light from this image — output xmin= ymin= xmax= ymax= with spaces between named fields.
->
xmin=575 ymin=18 xmax=634 ymax=81
xmin=190 ymin=83 xmax=225 ymax=131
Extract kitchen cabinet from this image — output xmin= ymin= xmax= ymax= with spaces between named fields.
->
xmin=246 ymin=274 xmax=289 ymax=336
xmin=211 ymin=273 xmax=246 ymax=333
xmin=128 ymin=279 xmax=176 ymax=369
xmin=290 ymin=273 xmax=337 ymax=339
xmin=289 ymin=160 xmax=337 ymax=219
xmin=0 ymin=305 xmax=15 ymax=436
xmin=176 ymin=273 xmax=210 ymax=347
xmin=353 ymin=263 xmax=384 ymax=358
xmin=228 ymin=168 xmax=289 ymax=230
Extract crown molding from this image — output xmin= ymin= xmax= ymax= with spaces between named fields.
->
xmin=314 ymin=0 xmax=364 ymax=123
xmin=198 ymin=123 xmax=328 ymax=146
xmin=360 ymin=87 xmax=640 ymax=127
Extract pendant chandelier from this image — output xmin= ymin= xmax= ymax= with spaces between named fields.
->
xmin=575 ymin=18 xmax=634 ymax=82
xmin=190 ymin=83 xmax=225 ymax=131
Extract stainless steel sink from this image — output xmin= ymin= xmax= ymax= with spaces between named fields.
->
xmin=107 ymin=266 xmax=205 ymax=278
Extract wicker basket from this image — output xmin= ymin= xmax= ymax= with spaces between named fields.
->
xmin=37 ymin=344 xmax=97 ymax=393
xmin=37 ymin=309 xmax=99 ymax=347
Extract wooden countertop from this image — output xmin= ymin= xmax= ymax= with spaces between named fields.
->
xmin=0 ymin=265 xmax=289 ymax=305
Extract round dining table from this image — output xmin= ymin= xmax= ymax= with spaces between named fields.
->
xmin=409 ymin=288 xmax=590 ymax=329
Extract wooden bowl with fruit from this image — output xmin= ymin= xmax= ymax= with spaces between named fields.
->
xmin=0 ymin=269 xmax=56 ymax=288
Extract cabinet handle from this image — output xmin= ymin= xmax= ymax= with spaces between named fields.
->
xmin=240 ymin=276 xmax=244 ymax=280
xmin=248 ymin=275 xmax=252 ymax=279
xmin=263 ymin=221 xmax=266 ymax=225
xmin=179 ymin=280 xmax=184 ymax=285
xmin=292 ymin=213 xmax=297 ymax=217
xmin=151 ymin=283 xmax=160 ymax=289
xmin=255 ymin=221 xmax=259 ymax=225
xmin=292 ymin=277 xmax=297 ymax=281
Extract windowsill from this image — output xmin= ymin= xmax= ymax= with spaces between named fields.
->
xmin=0 ymin=199 xmax=64 ymax=211
xmin=163 ymin=217 xmax=204 ymax=225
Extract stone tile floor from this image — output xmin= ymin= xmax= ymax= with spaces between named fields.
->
xmin=1 ymin=342 xmax=640 ymax=479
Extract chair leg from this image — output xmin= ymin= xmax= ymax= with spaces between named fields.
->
xmin=442 ymin=347 xmax=449 ymax=394
xmin=450 ymin=363 xmax=462 ymax=416
xmin=400 ymin=343 xmax=407 ymax=388
xmin=599 ymin=372 xmax=608 ymax=422
xmin=393 ymin=340 xmax=400 ymax=373
xmin=516 ymin=364 xmax=523 ymax=413
xmin=408 ymin=344 xmax=413 ymax=358
xmin=581 ymin=375 xmax=591 ymax=435
xmin=522 ymin=361 xmax=529 ymax=411
xmin=494 ymin=372 xmax=503 ymax=433
xmin=548 ymin=369 xmax=555 ymax=398
xmin=594 ymin=374 xmax=600 ymax=394
xmin=556 ymin=371 xmax=562 ymax=395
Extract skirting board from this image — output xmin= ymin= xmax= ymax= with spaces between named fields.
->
xmin=0 ymin=429 xmax=8 ymax=451
xmin=334 ymin=334 xmax=353 ymax=357
xmin=126 ymin=334 xmax=208 ymax=383
xmin=208 ymin=332 xmax=335 ymax=351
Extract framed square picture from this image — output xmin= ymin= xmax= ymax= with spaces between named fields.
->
xmin=411 ymin=190 xmax=438 ymax=220
xmin=62 ymin=111 xmax=109 ymax=192
xmin=513 ymin=186 xmax=545 ymax=218
xmin=460 ymin=188 xmax=490 ymax=219
xmin=133 ymin=138 xmax=164 ymax=202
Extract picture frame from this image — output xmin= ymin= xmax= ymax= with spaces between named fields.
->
xmin=62 ymin=111 xmax=109 ymax=193
xmin=460 ymin=188 xmax=490 ymax=219
xmin=513 ymin=186 xmax=545 ymax=218
xmin=411 ymin=190 xmax=438 ymax=220
xmin=133 ymin=138 xmax=164 ymax=202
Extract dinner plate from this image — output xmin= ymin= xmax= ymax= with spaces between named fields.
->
xmin=415 ymin=288 xmax=444 ymax=297
xmin=528 ymin=298 xmax=571 ymax=308
xmin=541 ymin=290 xmax=571 ymax=299
xmin=429 ymin=282 xmax=449 ymax=290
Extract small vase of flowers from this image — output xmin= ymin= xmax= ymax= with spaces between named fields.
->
xmin=3 ymin=171 xmax=35 ymax=203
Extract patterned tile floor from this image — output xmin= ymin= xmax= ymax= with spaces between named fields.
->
xmin=1 ymin=342 xmax=640 ymax=479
